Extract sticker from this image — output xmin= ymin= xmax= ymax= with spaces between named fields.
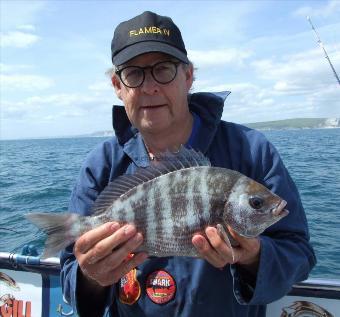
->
xmin=0 ymin=299 xmax=31 ymax=317
xmin=281 ymin=301 xmax=334 ymax=317
xmin=1 ymin=270 xmax=40 ymax=317
xmin=146 ymin=270 xmax=176 ymax=304
xmin=118 ymin=255 xmax=141 ymax=305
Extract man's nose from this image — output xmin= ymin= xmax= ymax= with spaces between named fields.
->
xmin=141 ymin=70 xmax=160 ymax=95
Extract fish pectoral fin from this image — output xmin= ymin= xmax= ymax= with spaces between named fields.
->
xmin=216 ymin=224 xmax=235 ymax=264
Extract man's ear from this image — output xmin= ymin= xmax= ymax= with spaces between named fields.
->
xmin=185 ymin=63 xmax=194 ymax=91
xmin=111 ymin=75 xmax=122 ymax=100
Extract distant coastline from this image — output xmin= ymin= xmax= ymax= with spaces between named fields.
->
xmin=87 ymin=117 xmax=340 ymax=136
xmin=2 ymin=118 xmax=339 ymax=141
xmin=244 ymin=117 xmax=340 ymax=131
xmin=86 ymin=118 xmax=340 ymax=137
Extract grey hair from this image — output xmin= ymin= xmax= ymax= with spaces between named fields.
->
xmin=105 ymin=67 xmax=117 ymax=79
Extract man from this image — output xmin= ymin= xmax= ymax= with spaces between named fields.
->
xmin=61 ymin=11 xmax=316 ymax=317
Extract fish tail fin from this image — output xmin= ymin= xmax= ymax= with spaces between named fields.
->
xmin=25 ymin=212 xmax=82 ymax=258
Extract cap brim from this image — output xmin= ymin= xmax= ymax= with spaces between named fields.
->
xmin=112 ymin=41 xmax=189 ymax=65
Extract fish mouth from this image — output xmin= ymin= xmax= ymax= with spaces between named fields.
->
xmin=271 ymin=200 xmax=289 ymax=217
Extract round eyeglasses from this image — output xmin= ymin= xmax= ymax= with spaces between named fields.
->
xmin=115 ymin=60 xmax=182 ymax=88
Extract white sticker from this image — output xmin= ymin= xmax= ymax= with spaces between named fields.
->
xmin=0 ymin=269 xmax=42 ymax=317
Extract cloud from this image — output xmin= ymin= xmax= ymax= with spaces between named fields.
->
xmin=191 ymin=81 xmax=277 ymax=121
xmin=0 ymin=1 xmax=46 ymax=30
xmin=188 ymin=49 xmax=252 ymax=68
xmin=218 ymin=83 xmax=281 ymax=123
xmin=1 ymin=90 xmax=120 ymax=121
xmin=24 ymin=94 xmax=106 ymax=107
xmin=88 ymin=81 xmax=113 ymax=92
xmin=1 ymin=97 xmax=84 ymax=121
xmin=177 ymin=1 xmax=264 ymax=47
xmin=193 ymin=82 xmax=257 ymax=95
xmin=0 ymin=74 xmax=54 ymax=90
xmin=293 ymin=0 xmax=340 ymax=18
xmin=0 ymin=100 xmax=29 ymax=120
xmin=302 ymin=83 xmax=340 ymax=116
xmin=0 ymin=31 xmax=40 ymax=48
xmin=16 ymin=24 xmax=36 ymax=31
xmin=0 ymin=63 xmax=34 ymax=73
xmin=185 ymin=23 xmax=340 ymax=125
xmin=251 ymin=45 xmax=340 ymax=93
xmin=235 ymin=43 xmax=339 ymax=120
xmin=222 ymin=80 xmax=340 ymax=123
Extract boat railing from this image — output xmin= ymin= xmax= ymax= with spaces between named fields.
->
xmin=1 ymin=251 xmax=339 ymax=316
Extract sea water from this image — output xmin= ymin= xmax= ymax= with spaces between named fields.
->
xmin=0 ymin=128 xmax=339 ymax=279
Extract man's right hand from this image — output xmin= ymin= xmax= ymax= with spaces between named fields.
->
xmin=74 ymin=222 xmax=148 ymax=287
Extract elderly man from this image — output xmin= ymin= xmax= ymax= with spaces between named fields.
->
xmin=61 ymin=11 xmax=316 ymax=317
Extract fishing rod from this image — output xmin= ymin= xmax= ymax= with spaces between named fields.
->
xmin=306 ymin=16 xmax=340 ymax=86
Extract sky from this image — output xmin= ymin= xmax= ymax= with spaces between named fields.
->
xmin=0 ymin=0 xmax=339 ymax=140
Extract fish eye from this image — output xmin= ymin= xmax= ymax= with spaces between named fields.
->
xmin=249 ymin=196 xmax=264 ymax=209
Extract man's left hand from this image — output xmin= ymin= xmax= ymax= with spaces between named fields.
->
xmin=192 ymin=225 xmax=261 ymax=270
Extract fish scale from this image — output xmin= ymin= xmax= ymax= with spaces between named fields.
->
xmin=100 ymin=168 xmax=234 ymax=256
xmin=26 ymin=147 xmax=289 ymax=258
xmin=114 ymin=171 xmax=201 ymax=256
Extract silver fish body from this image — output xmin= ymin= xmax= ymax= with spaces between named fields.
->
xmin=26 ymin=148 xmax=289 ymax=258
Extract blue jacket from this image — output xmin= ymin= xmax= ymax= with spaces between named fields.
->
xmin=60 ymin=92 xmax=316 ymax=317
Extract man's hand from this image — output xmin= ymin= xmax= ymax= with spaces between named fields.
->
xmin=192 ymin=225 xmax=261 ymax=271
xmin=74 ymin=222 xmax=148 ymax=287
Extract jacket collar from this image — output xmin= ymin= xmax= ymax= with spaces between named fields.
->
xmin=112 ymin=91 xmax=230 ymax=165
xmin=188 ymin=91 xmax=230 ymax=154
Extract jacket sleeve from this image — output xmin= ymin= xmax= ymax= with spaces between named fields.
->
xmin=231 ymin=132 xmax=316 ymax=305
xmin=59 ymin=140 xmax=116 ymax=316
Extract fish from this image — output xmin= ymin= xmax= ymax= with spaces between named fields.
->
xmin=282 ymin=301 xmax=334 ymax=317
xmin=26 ymin=147 xmax=289 ymax=258
xmin=0 ymin=272 xmax=20 ymax=292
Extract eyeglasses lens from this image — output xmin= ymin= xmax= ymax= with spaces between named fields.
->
xmin=119 ymin=61 xmax=178 ymax=88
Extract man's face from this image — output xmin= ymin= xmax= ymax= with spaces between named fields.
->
xmin=112 ymin=52 xmax=193 ymax=135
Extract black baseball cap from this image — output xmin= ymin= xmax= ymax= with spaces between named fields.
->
xmin=111 ymin=11 xmax=189 ymax=65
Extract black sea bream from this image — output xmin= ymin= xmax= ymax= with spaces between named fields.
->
xmin=26 ymin=148 xmax=289 ymax=258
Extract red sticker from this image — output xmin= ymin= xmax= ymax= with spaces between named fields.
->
xmin=146 ymin=270 xmax=176 ymax=304
xmin=119 ymin=255 xmax=141 ymax=305
xmin=119 ymin=268 xmax=141 ymax=305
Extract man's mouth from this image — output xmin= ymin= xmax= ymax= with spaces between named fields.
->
xmin=141 ymin=104 xmax=166 ymax=109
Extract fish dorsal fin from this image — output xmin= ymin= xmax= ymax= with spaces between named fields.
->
xmin=91 ymin=147 xmax=210 ymax=215
xmin=152 ymin=146 xmax=210 ymax=171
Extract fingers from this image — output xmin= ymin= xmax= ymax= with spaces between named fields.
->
xmin=101 ymin=232 xmax=143 ymax=269
xmin=108 ymin=252 xmax=148 ymax=284
xmin=74 ymin=222 xmax=149 ymax=287
xmin=192 ymin=226 xmax=259 ymax=268
xmin=227 ymin=225 xmax=261 ymax=266
xmin=227 ymin=225 xmax=260 ymax=252
xmin=85 ymin=252 xmax=148 ymax=287
xmin=227 ymin=226 xmax=249 ymax=245
xmin=75 ymin=222 xmax=120 ymax=255
xmin=206 ymin=227 xmax=231 ymax=258
xmin=192 ymin=231 xmax=229 ymax=268
xmin=83 ymin=224 xmax=138 ymax=265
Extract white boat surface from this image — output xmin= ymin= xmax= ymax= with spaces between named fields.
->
xmin=0 ymin=251 xmax=339 ymax=317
